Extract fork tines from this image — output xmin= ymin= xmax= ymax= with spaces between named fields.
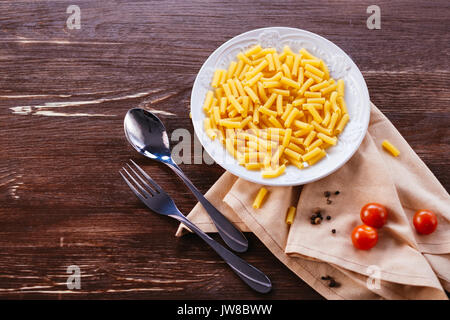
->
xmin=119 ymin=160 xmax=163 ymax=200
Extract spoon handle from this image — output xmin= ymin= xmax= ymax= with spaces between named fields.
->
xmin=166 ymin=161 xmax=248 ymax=253
xmin=171 ymin=213 xmax=271 ymax=293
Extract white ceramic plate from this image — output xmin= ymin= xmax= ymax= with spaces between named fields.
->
xmin=191 ymin=27 xmax=370 ymax=186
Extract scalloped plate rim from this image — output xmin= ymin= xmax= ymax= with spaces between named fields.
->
xmin=191 ymin=27 xmax=370 ymax=186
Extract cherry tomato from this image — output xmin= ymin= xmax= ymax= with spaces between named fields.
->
xmin=413 ymin=210 xmax=438 ymax=235
xmin=351 ymin=225 xmax=378 ymax=250
xmin=360 ymin=203 xmax=388 ymax=228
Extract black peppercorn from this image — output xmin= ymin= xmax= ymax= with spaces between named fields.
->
xmin=335 ymin=191 xmax=340 ymax=195
xmin=332 ymin=229 xmax=336 ymax=234
xmin=326 ymin=215 xmax=331 ymax=220
xmin=324 ymin=191 xmax=331 ymax=197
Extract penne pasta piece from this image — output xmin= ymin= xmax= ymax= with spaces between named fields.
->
xmin=228 ymin=95 xmax=244 ymax=114
xmin=337 ymin=79 xmax=345 ymax=97
xmin=299 ymin=48 xmax=317 ymax=60
xmin=337 ymin=96 xmax=348 ymax=114
xmin=321 ymin=100 xmax=331 ymax=126
xmin=307 ymin=97 xmax=326 ymax=104
xmin=298 ymin=78 xmax=314 ymax=96
xmin=219 ymin=119 xmax=242 ymax=129
xmin=317 ymin=132 xmax=337 ymax=145
xmin=285 ymin=206 xmax=297 ymax=225
xmin=335 ymin=113 xmax=349 ymax=134
xmin=227 ymin=79 xmax=239 ymax=97
xmin=301 ymin=59 xmax=321 ymax=67
xmin=234 ymin=59 xmax=245 ymax=78
xmin=328 ymin=112 xmax=339 ymax=131
xmin=280 ymin=76 xmax=301 ymax=89
xmin=268 ymin=116 xmax=283 ymax=128
xmin=294 ymin=128 xmax=312 ymax=137
xmin=312 ymin=120 xmax=332 ymax=136
xmin=245 ymin=162 xmax=264 ymax=170
xmin=238 ymin=64 xmax=250 ymax=80
xmin=263 ymin=81 xmax=281 ymax=88
xmin=304 ymin=91 xmax=321 ymax=98
xmin=261 ymin=164 xmax=286 ymax=178
xmin=261 ymin=71 xmax=283 ymax=82
xmin=266 ymin=53 xmax=275 ymax=71
xmin=284 ymin=108 xmax=301 ymax=128
xmin=307 ymin=138 xmax=323 ymax=151
xmin=287 ymin=142 xmax=305 ymax=154
xmin=270 ymin=88 xmax=290 ymax=96
xmin=287 ymin=156 xmax=304 ymax=169
xmin=246 ymin=72 xmax=263 ymax=87
xmin=226 ymin=61 xmax=237 ymax=80
xmin=310 ymin=80 xmax=328 ymax=92
xmin=298 ymin=66 xmax=304 ymax=85
xmin=237 ymin=52 xmax=252 ymax=65
xmin=284 ymin=148 xmax=302 ymax=161
xmin=303 ymin=130 xmax=317 ymax=147
xmin=244 ymin=86 xmax=260 ymax=104
xmin=257 ymin=81 xmax=268 ymax=103
xmin=307 ymin=149 xmax=326 ymax=165
xmin=305 ymin=63 xmax=325 ymax=78
xmin=282 ymin=128 xmax=292 ymax=147
xmin=262 ymin=93 xmax=277 ymax=109
xmin=204 ymin=118 xmax=217 ymax=140
xmin=292 ymin=98 xmax=305 ymax=107
xmin=212 ymin=106 xmax=221 ymax=125
xmin=203 ymin=90 xmax=214 ymax=111
xmin=281 ymin=103 xmax=293 ymax=121
xmin=382 ymin=140 xmax=400 ymax=157
xmin=272 ymin=52 xmax=282 ymax=70
xmin=285 ymin=55 xmax=294 ymax=69
xmin=211 ymin=69 xmax=225 ymax=88
xmin=306 ymin=104 xmax=323 ymax=123
xmin=320 ymin=83 xmax=338 ymax=96
xmin=234 ymin=79 xmax=246 ymax=97
xmin=245 ymin=44 xmax=262 ymax=57
xmin=259 ymin=106 xmax=278 ymax=117
xmin=252 ymin=48 xmax=276 ymax=60
xmin=319 ymin=60 xmax=330 ymax=79
xmin=292 ymin=54 xmax=301 ymax=76
xmin=304 ymin=70 xmax=322 ymax=83
xmin=240 ymin=115 xmax=252 ymax=129
xmin=330 ymin=91 xmax=339 ymax=112
xmin=302 ymin=147 xmax=322 ymax=161
xmin=276 ymin=94 xmax=283 ymax=115
xmin=281 ymin=64 xmax=292 ymax=79
xmin=247 ymin=59 xmax=269 ymax=79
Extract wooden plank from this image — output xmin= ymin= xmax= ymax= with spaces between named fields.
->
xmin=0 ymin=0 xmax=448 ymax=299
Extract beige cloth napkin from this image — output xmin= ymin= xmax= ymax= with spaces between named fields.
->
xmin=176 ymin=103 xmax=450 ymax=300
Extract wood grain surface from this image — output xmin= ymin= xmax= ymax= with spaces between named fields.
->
xmin=0 ymin=0 xmax=448 ymax=299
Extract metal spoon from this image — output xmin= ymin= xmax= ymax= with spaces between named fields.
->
xmin=124 ymin=108 xmax=248 ymax=252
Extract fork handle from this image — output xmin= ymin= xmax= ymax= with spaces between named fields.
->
xmin=171 ymin=213 xmax=272 ymax=294
xmin=165 ymin=161 xmax=248 ymax=253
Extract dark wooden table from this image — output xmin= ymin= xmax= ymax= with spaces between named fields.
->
xmin=0 ymin=0 xmax=448 ymax=299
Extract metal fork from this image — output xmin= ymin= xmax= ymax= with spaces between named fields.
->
xmin=120 ymin=160 xmax=272 ymax=293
